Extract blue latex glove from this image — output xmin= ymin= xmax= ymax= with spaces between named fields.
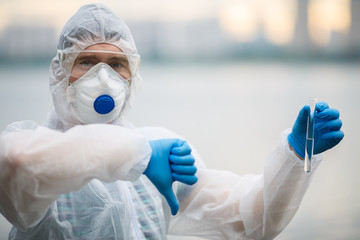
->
xmin=144 ymin=139 xmax=197 ymax=215
xmin=288 ymin=102 xmax=344 ymax=159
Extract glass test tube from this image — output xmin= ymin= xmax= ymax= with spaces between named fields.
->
xmin=304 ymin=97 xmax=317 ymax=173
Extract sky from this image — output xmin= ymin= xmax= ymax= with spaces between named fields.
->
xmin=0 ymin=0 xmax=352 ymax=47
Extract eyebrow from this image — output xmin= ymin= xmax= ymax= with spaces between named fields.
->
xmin=108 ymin=56 xmax=129 ymax=64
xmin=75 ymin=54 xmax=100 ymax=62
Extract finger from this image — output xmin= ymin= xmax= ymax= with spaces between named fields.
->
xmin=171 ymin=140 xmax=192 ymax=156
xmin=316 ymin=119 xmax=342 ymax=131
xmin=169 ymin=154 xmax=195 ymax=165
xmin=316 ymin=102 xmax=329 ymax=112
xmin=316 ymin=108 xmax=340 ymax=120
xmin=172 ymin=173 xmax=198 ymax=185
xmin=163 ymin=187 xmax=179 ymax=215
xmin=316 ymin=131 xmax=344 ymax=154
xmin=321 ymin=131 xmax=344 ymax=143
xmin=294 ymin=105 xmax=310 ymax=126
xmin=171 ymin=164 xmax=197 ymax=175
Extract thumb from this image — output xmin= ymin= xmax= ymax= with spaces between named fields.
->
xmin=162 ymin=186 xmax=179 ymax=215
xmin=294 ymin=105 xmax=310 ymax=127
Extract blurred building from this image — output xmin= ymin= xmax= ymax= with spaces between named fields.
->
xmin=292 ymin=0 xmax=312 ymax=54
xmin=128 ymin=19 xmax=233 ymax=60
xmin=0 ymin=1 xmax=359 ymax=62
xmin=0 ymin=24 xmax=57 ymax=62
xmin=347 ymin=0 xmax=360 ymax=56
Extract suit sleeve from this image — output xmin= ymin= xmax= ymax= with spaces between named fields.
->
xmin=168 ymin=129 xmax=322 ymax=240
xmin=0 ymin=122 xmax=151 ymax=230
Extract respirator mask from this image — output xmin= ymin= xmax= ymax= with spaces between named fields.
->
xmin=58 ymin=49 xmax=140 ymax=124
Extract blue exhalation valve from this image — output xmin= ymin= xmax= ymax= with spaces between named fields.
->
xmin=94 ymin=95 xmax=115 ymax=114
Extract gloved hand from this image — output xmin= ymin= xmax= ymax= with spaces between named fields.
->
xmin=288 ymin=102 xmax=344 ymax=159
xmin=144 ymin=139 xmax=197 ymax=215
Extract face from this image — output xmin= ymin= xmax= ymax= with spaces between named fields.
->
xmin=69 ymin=43 xmax=131 ymax=83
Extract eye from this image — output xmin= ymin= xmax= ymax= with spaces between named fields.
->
xmin=79 ymin=60 xmax=95 ymax=68
xmin=110 ymin=62 xmax=123 ymax=69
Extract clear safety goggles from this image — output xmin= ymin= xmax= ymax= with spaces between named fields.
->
xmin=57 ymin=50 xmax=140 ymax=81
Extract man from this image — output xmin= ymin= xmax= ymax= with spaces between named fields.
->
xmin=0 ymin=3 xmax=343 ymax=239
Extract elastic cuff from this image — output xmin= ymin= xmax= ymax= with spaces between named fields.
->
xmin=283 ymin=129 xmax=323 ymax=167
xmin=123 ymin=157 xmax=150 ymax=181
xmin=123 ymin=141 xmax=152 ymax=181
xmin=288 ymin=142 xmax=304 ymax=160
xmin=287 ymin=133 xmax=305 ymax=159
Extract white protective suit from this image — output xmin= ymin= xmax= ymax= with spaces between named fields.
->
xmin=0 ymin=3 xmax=322 ymax=240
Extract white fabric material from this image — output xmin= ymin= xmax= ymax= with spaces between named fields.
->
xmin=0 ymin=121 xmax=151 ymax=231
xmin=0 ymin=121 xmax=322 ymax=239
xmin=46 ymin=3 xmax=141 ymax=131
xmin=0 ymin=3 xmax=323 ymax=239
xmin=146 ymin=128 xmax=322 ymax=240
xmin=169 ymin=129 xmax=322 ymax=240
xmin=66 ymin=63 xmax=130 ymax=124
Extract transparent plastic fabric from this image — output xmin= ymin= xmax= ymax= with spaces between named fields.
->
xmin=45 ymin=3 xmax=142 ymax=130
xmin=1 ymin=123 xmax=323 ymax=239
xmin=0 ymin=121 xmax=153 ymax=235
xmin=57 ymin=49 xmax=140 ymax=81
xmin=8 ymin=177 xmax=167 ymax=240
